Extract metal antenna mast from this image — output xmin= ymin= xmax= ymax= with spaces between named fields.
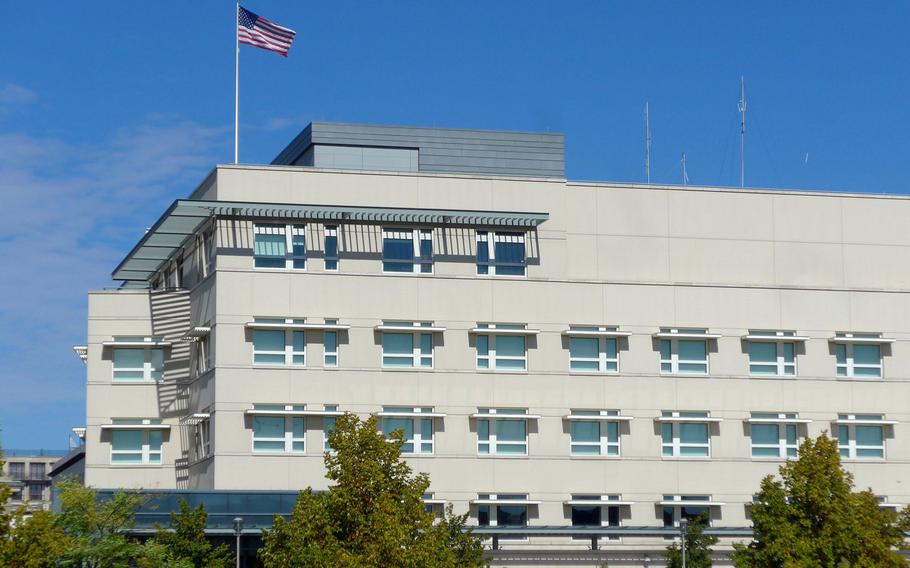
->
xmin=738 ymin=75 xmax=746 ymax=187
xmin=681 ymin=152 xmax=689 ymax=186
xmin=645 ymin=102 xmax=652 ymax=184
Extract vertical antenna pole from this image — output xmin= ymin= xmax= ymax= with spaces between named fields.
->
xmin=234 ymin=3 xmax=240 ymax=164
xmin=681 ymin=152 xmax=689 ymax=186
xmin=645 ymin=102 xmax=652 ymax=184
xmin=738 ymin=75 xmax=746 ymax=187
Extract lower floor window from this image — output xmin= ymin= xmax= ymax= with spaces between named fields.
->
xmin=662 ymin=495 xmax=712 ymax=528
xmin=478 ymin=494 xmax=529 ymax=540
xmin=570 ymin=495 xmax=621 ymax=541
xmin=382 ymin=411 xmax=434 ymax=454
xmin=570 ymin=418 xmax=620 ymax=456
xmin=838 ymin=420 xmax=885 ymax=459
xmin=252 ymin=415 xmax=305 ymax=453
xmin=111 ymin=429 xmax=162 ymax=464
xmin=477 ymin=416 xmax=527 ymax=455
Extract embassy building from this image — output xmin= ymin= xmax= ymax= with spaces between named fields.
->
xmin=75 ymin=122 xmax=910 ymax=566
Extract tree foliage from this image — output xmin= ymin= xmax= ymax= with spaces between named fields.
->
xmin=732 ymin=433 xmax=910 ymax=568
xmin=141 ymin=498 xmax=234 ymax=568
xmin=664 ymin=513 xmax=717 ymax=568
xmin=259 ymin=413 xmax=485 ymax=567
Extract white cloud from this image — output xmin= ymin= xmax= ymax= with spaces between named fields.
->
xmin=0 ymin=116 xmax=227 ymax=434
xmin=0 ymin=83 xmax=37 ymax=106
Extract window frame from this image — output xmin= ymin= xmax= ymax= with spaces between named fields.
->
xmin=324 ymin=225 xmax=339 ymax=271
xmin=658 ymin=329 xmax=710 ymax=375
xmin=380 ymin=322 xmax=434 ymax=369
xmin=381 ymin=407 xmax=435 ymax=455
xmin=112 ymin=346 xmax=164 ymax=382
xmin=837 ymin=414 xmax=887 ymax=460
xmin=110 ymin=425 xmax=163 ymax=465
xmin=661 ymin=495 xmax=714 ymax=528
xmin=193 ymin=417 xmax=211 ymax=462
xmin=568 ymin=411 xmax=621 ymax=457
xmin=323 ymin=319 xmax=339 ymax=368
xmin=660 ymin=412 xmax=712 ymax=458
xmin=476 ymin=409 xmax=530 ymax=456
xmin=250 ymin=408 xmax=306 ymax=454
xmin=475 ymin=324 xmax=529 ymax=371
xmin=253 ymin=223 xmax=306 ymax=270
xmin=477 ymin=494 xmax=530 ymax=540
xmin=323 ymin=405 xmax=338 ymax=452
xmin=251 ymin=319 xmax=306 ymax=367
xmin=834 ymin=335 xmax=884 ymax=379
xmin=382 ymin=228 xmax=433 ymax=274
xmin=568 ymin=327 xmax=619 ymax=374
xmin=476 ymin=231 xmax=526 ymax=276
xmin=569 ymin=495 xmax=623 ymax=541
xmin=747 ymin=331 xmax=797 ymax=377
xmin=749 ymin=413 xmax=800 ymax=459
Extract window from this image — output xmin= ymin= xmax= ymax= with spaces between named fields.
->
xmin=837 ymin=415 xmax=887 ymax=459
xmin=747 ymin=331 xmax=798 ymax=376
xmin=202 ymin=228 xmax=216 ymax=276
xmin=323 ymin=405 xmax=338 ymax=452
xmin=112 ymin=345 xmax=164 ymax=382
xmin=252 ymin=319 xmax=305 ymax=366
xmin=750 ymin=413 xmax=799 ymax=458
xmin=834 ymin=334 xmax=886 ymax=378
xmin=568 ymin=327 xmax=620 ymax=373
xmin=477 ymin=494 xmax=530 ymax=537
xmin=569 ymin=411 xmax=621 ymax=456
xmin=658 ymin=329 xmax=711 ymax=374
xmin=382 ymin=228 xmax=432 ymax=273
xmin=477 ymin=231 xmax=526 ymax=276
xmin=476 ymin=408 xmax=531 ymax=456
xmin=193 ymin=417 xmax=211 ymax=461
xmin=110 ymin=422 xmax=163 ymax=465
xmin=9 ymin=488 xmax=22 ymax=502
xmin=28 ymin=463 xmax=45 ymax=480
xmin=569 ymin=495 xmax=621 ymax=541
xmin=324 ymin=225 xmax=338 ymax=271
xmin=251 ymin=405 xmax=305 ymax=453
xmin=28 ymin=484 xmax=43 ymax=501
xmin=660 ymin=412 xmax=712 ymax=457
xmin=662 ymin=495 xmax=713 ymax=528
xmin=381 ymin=407 xmax=435 ymax=454
xmin=324 ymin=320 xmax=338 ymax=367
xmin=254 ymin=223 xmax=305 ymax=269
xmin=381 ymin=322 xmax=434 ymax=368
xmin=475 ymin=324 xmax=530 ymax=371
xmin=7 ymin=462 xmax=24 ymax=479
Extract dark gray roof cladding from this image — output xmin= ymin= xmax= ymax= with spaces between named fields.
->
xmin=271 ymin=121 xmax=565 ymax=178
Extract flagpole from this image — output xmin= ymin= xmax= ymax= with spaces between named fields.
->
xmin=234 ymin=3 xmax=240 ymax=164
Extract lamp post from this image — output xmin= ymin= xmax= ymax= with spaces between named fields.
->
xmin=680 ymin=517 xmax=688 ymax=568
xmin=233 ymin=517 xmax=244 ymax=568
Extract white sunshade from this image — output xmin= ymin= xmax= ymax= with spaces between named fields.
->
xmin=245 ymin=322 xmax=351 ymax=331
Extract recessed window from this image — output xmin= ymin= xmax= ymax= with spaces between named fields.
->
xmin=381 ymin=407 xmax=435 ymax=454
xmin=658 ymin=329 xmax=712 ymax=375
xmin=477 ymin=494 xmax=530 ymax=537
xmin=661 ymin=495 xmax=713 ymax=527
xmin=660 ymin=412 xmax=712 ymax=458
xmin=747 ymin=331 xmax=799 ymax=376
xmin=833 ymin=334 xmax=886 ymax=379
xmin=475 ymin=324 xmax=530 ymax=371
xmin=251 ymin=405 xmax=305 ymax=453
xmin=252 ymin=319 xmax=305 ymax=366
xmin=476 ymin=408 xmax=530 ymax=456
xmin=568 ymin=327 xmax=619 ymax=373
xmin=381 ymin=322 xmax=434 ymax=368
xmin=569 ymin=410 xmax=621 ymax=456
xmin=382 ymin=228 xmax=432 ymax=273
xmin=323 ymin=405 xmax=338 ymax=452
xmin=193 ymin=417 xmax=211 ymax=462
xmin=324 ymin=320 xmax=339 ymax=368
xmin=750 ymin=413 xmax=800 ymax=458
xmin=110 ymin=423 xmax=163 ymax=465
xmin=837 ymin=414 xmax=887 ymax=460
xmin=569 ymin=495 xmax=621 ymax=541
xmin=477 ymin=231 xmax=525 ymax=276
xmin=113 ymin=347 xmax=164 ymax=382
xmin=324 ymin=225 xmax=339 ymax=271
xmin=254 ymin=224 xmax=306 ymax=269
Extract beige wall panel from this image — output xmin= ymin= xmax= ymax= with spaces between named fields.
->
xmin=668 ymin=190 xmax=774 ymax=241
xmin=774 ymin=241 xmax=845 ymax=288
xmin=771 ymin=193 xmax=843 ymax=243
xmin=843 ymin=244 xmax=910 ymax=290
xmin=841 ymin=197 xmax=910 ymax=246
xmin=597 ymin=236 xmax=670 ymax=282
xmin=564 ymin=186 xmax=597 ymax=234
xmin=778 ymin=288 xmax=851 ymax=331
xmin=668 ymin=239 xmax=775 ymax=286
xmin=672 ymin=286 xmax=782 ymax=330
xmin=564 ymin=234 xmax=598 ymax=280
xmin=592 ymin=186 xmax=669 ymax=237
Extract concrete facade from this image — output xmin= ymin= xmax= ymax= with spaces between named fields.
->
xmin=80 ymin=124 xmax=910 ymax=565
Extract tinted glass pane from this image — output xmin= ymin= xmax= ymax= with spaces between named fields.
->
xmin=856 ymin=426 xmax=883 ymax=445
xmin=383 ymin=418 xmax=414 ymax=440
xmin=112 ymin=453 xmax=142 ymax=464
xmin=383 ymin=333 xmax=413 ymax=356
xmin=750 ymin=364 xmax=778 ymax=375
xmin=253 ymin=440 xmax=285 ymax=452
xmin=291 ymin=418 xmax=305 ymax=438
xmin=254 ymin=330 xmax=285 ymax=352
xmin=497 ymin=443 xmax=526 ymax=454
xmin=606 ymin=422 xmax=618 ymax=441
xmin=570 ymin=421 xmax=600 ymax=443
xmin=571 ymin=444 xmax=600 ymax=456
xmin=571 ymin=506 xmax=601 ymax=526
xmin=838 ymin=426 xmax=849 ymax=445
xmin=114 ymin=349 xmax=144 ymax=369
xmin=571 ymin=360 xmax=599 ymax=371
xmin=857 ymin=448 xmax=883 ymax=458
xmin=749 ymin=342 xmax=776 ymax=364
xmin=835 ymin=344 xmax=847 ymax=364
xmin=292 ymin=331 xmax=305 ymax=352
xmin=570 ymin=337 xmax=598 ymax=359
xmin=660 ymin=340 xmax=670 ymax=360
xmin=497 ymin=506 xmax=527 ymax=526
xmin=112 ymin=430 xmax=142 ymax=451
xmin=253 ymin=417 xmax=284 ymax=438
xmin=383 ymin=238 xmax=413 ymax=271
xmin=854 ymin=366 xmax=881 ymax=378
xmin=679 ymin=340 xmax=706 ymax=361
xmin=752 ymin=446 xmax=780 ymax=457
xmin=497 ymin=420 xmax=526 ymax=442
xmin=661 ymin=423 xmax=673 ymax=443
xmin=495 ymin=241 xmax=524 ymax=265
xmin=325 ymin=235 xmax=337 ymax=258
xmin=853 ymin=345 xmax=880 ymax=365
xmin=254 ymin=353 xmax=286 ymax=364
xmin=495 ymin=358 xmax=526 ymax=369
xmin=476 ymin=241 xmax=489 ymax=264
xmin=148 ymin=431 xmax=162 ymax=451
xmin=420 ymin=334 xmax=432 ymax=355
xmin=679 ymin=362 xmax=707 ymax=373
xmin=680 ymin=423 xmax=708 ymax=444
xmin=680 ymin=446 xmax=709 ymax=456
xmin=605 ymin=339 xmax=617 ymax=358
xmin=496 ymin=336 xmax=525 ymax=357
xmin=751 ymin=424 xmax=779 ymax=445
xmin=476 ymin=335 xmax=488 ymax=356
xmin=783 ymin=342 xmax=795 ymax=362
xmin=785 ymin=425 xmax=797 ymax=445
xmin=324 ymin=332 xmax=337 ymax=352
xmin=254 ymin=234 xmax=285 ymax=257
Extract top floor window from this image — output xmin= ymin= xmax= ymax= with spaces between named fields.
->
xmin=254 ymin=223 xmax=306 ymax=269
xmin=477 ymin=231 xmax=525 ymax=276
xmin=832 ymin=333 xmax=891 ymax=379
xmin=657 ymin=328 xmax=717 ymax=375
xmin=383 ymin=228 xmax=432 ymax=273
xmin=324 ymin=225 xmax=339 ymax=271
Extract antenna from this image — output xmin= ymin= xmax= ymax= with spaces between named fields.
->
xmin=681 ymin=152 xmax=689 ymax=186
xmin=644 ymin=102 xmax=652 ymax=184
xmin=738 ymin=75 xmax=746 ymax=188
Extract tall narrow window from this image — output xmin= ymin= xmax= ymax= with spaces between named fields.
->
xmin=252 ymin=319 xmax=305 ymax=366
xmin=324 ymin=225 xmax=339 ymax=271
xmin=477 ymin=231 xmax=526 ymax=276
xmin=380 ymin=322 xmax=435 ymax=368
xmin=254 ymin=224 xmax=306 ymax=269
xmin=382 ymin=228 xmax=432 ymax=273
xmin=323 ymin=405 xmax=338 ymax=452
xmin=324 ymin=319 xmax=338 ymax=367
xmin=193 ymin=417 xmax=211 ymax=461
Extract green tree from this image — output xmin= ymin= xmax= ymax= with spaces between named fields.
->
xmin=55 ymin=478 xmax=148 ymax=568
xmin=259 ymin=413 xmax=485 ymax=567
xmin=732 ymin=433 xmax=910 ymax=568
xmin=140 ymin=497 xmax=233 ymax=568
xmin=664 ymin=513 xmax=717 ymax=568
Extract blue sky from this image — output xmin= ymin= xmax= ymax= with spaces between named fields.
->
xmin=1 ymin=2 xmax=909 ymax=449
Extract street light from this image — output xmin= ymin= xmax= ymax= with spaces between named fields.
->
xmin=233 ymin=517 xmax=244 ymax=568
xmin=680 ymin=517 xmax=688 ymax=568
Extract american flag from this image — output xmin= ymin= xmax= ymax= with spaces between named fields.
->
xmin=238 ymin=6 xmax=296 ymax=57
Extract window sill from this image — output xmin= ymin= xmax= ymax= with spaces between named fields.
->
xmin=108 ymin=464 xmax=166 ymax=468
xmin=840 ymin=458 xmax=886 ymax=463
xmin=111 ymin=380 xmax=160 ymax=385
xmin=381 ymin=270 xmax=434 ymax=276
xmin=660 ymin=373 xmax=709 ymax=378
xmin=569 ymin=455 xmax=622 ymax=460
xmin=475 ymin=454 xmax=529 ymax=459
xmin=475 ymin=369 xmax=529 ymax=374
xmin=251 ymin=364 xmax=307 ymax=370
xmin=660 ymin=456 xmax=712 ymax=461
xmin=252 ymin=267 xmax=307 ymax=272
xmin=569 ymin=371 xmax=620 ymax=377
xmin=250 ymin=452 xmax=308 ymax=456
xmin=381 ymin=367 xmax=434 ymax=372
